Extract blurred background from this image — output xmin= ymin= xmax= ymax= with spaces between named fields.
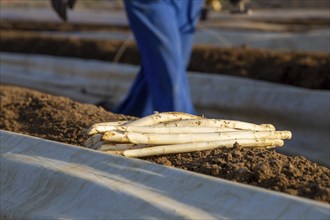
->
xmin=1 ymin=0 xmax=329 ymax=52
xmin=1 ymin=0 xmax=329 ymax=85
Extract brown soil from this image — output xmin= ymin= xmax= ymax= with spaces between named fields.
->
xmin=1 ymin=84 xmax=329 ymax=203
xmin=206 ymin=17 xmax=330 ymax=32
xmin=0 ymin=19 xmax=130 ymax=32
xmin=2 ymin=17 xmax=329 ymax=33
xmin=1 ymin=20 xmax=330 ymax=90
xmin=263 ymin=17 xmax=330 ymax=27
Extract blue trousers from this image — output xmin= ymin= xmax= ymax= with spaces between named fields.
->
xmin=115 ymin=0 xmax=204 ymax=117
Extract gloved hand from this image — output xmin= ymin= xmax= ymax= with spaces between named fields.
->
xmin=50 ymin=0 xmax=76 ymax=22
xmin=83 ymin=112 xmax=291 ymax=158
xmin=206 ymin=0 xmax=222 ymax=12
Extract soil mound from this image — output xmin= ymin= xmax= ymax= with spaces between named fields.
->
xmin=1 ymin=84 xmax=329 ymax=203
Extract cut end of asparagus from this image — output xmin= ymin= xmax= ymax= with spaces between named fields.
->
xmin=84 ymin=134 xmax=103 ymax=148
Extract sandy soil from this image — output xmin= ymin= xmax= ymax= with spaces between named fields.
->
xmin=1 ymin=85 xmax=329 ymax=203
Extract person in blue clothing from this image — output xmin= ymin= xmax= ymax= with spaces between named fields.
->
xmin=51 ymin=0 xmax=204 ymax=117
xmin=115 ymin=0 xmax=204 ymax=117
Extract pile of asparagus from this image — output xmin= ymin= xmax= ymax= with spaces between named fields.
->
xmin=84 ymin=112 xmax=292 ymax=157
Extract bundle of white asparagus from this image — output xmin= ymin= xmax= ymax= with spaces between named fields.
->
xmin=84 ymin=112 xmax=292 ymax=157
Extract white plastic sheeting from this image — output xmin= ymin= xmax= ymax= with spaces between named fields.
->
xmin=195 ymin=28 xmax=330 ymax=52
xmin=1 ymin=130 xmax=329 ymax=219
xmin=0 ymin=52 xmax=329 ymax=166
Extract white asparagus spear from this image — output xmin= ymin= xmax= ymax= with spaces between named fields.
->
xmin=87 ymin=121 xmax=235 ymax=136
xmin=88 ymin=140 xmax=103 ymax=150
xmin=116 ymin=125 xmax=237 ymax=134
xmin=123 ymin=139 xmax=284 ymax=157
xmin=86 ymin=113 xmax=274 ymax=136
xmin=103 ymin=150 xmax=124 ymax=155
xmin=88 ymin=141 xmax=146 ymax=151
xmin=86 ymin=121 xmax=129 ymax=135
xmin=102 ymin=130 xmax=292 ymax=145
xmin=86 ymin=119 xmax=269 ymax=136
xmin=84 ymin=134 xmax=103 ymax=148
xmin=99 ymin=143 xmax=150 ymax=151
xmin=126 ymin=112 xmax=202 ymax=126
xmin=154 ymin=119 xmax=275 ymax=131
